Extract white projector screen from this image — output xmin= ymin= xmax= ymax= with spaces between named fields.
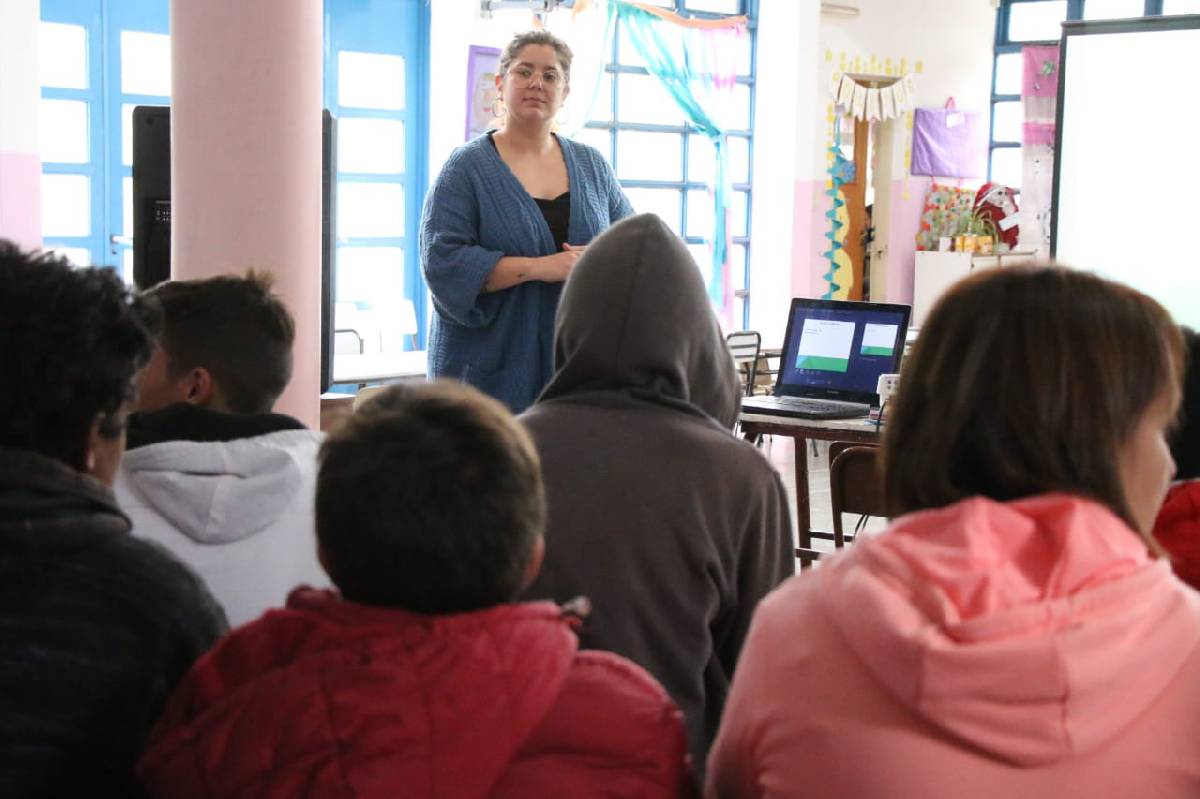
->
xmin=1053 ymin=17 xmax=1200 ymax=330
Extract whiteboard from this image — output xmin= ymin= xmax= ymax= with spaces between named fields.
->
xmin=1053 ymin=17 xmax=1200 ymax=330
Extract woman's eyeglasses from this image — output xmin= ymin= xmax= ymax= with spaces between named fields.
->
xmin=507 ymin=66 xmax=565 ymax=89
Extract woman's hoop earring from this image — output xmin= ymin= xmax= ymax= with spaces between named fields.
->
xmin=555 ymin=106 xmax=570 ymax=125
xmin=491 ymin=96 xmax=504 ymax=117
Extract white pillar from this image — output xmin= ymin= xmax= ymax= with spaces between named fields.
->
xmin=170 ymin=0 xmax=323 ymax=428
xmin=0 ymin=0 xmax=42 ymax=250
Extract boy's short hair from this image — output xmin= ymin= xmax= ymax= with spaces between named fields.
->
xmin=0 ymin=240 xmax=159 ymax=469
xmin=884 ymin=265 xmax=1182 ymax=532
xmin=146 ymin=270 xmax=294 ymax=415
xmin=316 ymin=381 xmax=545 ymax=614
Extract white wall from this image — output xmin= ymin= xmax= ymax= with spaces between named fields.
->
xmin=797 ymin=0 xmax=996 ymax=304
xmin=746 ymin=0 xmax=820 ymax=345
xmin=0 ymin=0 xmax=42 ymax=249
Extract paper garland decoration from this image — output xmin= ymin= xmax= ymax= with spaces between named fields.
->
xmin=831 ymin=73 xmax=916 ymax=121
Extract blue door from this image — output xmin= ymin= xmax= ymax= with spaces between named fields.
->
xmin=325 ymin=0 xmax=431 ymax=358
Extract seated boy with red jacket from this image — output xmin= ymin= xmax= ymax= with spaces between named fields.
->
xmin=1155 ymin=326 xmax=1200 ymax=588
xmin=137 ymin=381 xmax=695 ymax=798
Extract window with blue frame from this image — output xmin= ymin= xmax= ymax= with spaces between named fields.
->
xmin=574 ymin=0 xmax=757 ymax=327
xmin=39 ymin=0 xmax=170 ymax=278
xmin=990 ymin=0 xmax=1198 ymax=189
xmin=324 ymin=0 xmax=430 ymax=360
xmin=37 ymin=0 xmax=431 ymax=358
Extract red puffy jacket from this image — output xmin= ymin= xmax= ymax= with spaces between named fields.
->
xmin=138 ymin=589 xmax=695 ymax=798
xmin=1154 ymin=480 xmax=1200 ymax=590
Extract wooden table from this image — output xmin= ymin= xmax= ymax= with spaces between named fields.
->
xmin=739 ymin=413 xmax=881 ymax=555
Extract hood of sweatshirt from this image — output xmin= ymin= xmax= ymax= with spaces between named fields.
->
xmin=536 ymin=212 xmax=741 ymax=429
xmin=117 ymin=427 xmax=321 ymax=545
xmin=824 ymin=493 xmax=1200 ymax=766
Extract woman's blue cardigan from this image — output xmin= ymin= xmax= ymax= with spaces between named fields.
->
xmin=420 ymin=133 xmax=633 ymax=412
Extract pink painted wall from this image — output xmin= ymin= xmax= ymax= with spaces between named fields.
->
xmin=791 ymin=178 xmax=822 ymax=299
xmin=0 ymin=152 xmax=41 ymax=250
xmin=885 ymin=176 xmax=930 ymax=303
xmin=792 ymin=176 xmax=931 ymax=304
xmin=170 ymin=0 xmax=323 ymax=428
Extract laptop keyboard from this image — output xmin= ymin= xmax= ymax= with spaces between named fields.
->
xmin=742 ymin=395 xmax=871 ymax=420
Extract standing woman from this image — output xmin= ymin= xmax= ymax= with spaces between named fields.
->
xmin=421 ymin=31 xmax=633 ymax=412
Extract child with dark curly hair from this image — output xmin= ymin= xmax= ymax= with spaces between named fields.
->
xmin=0 ymin=241 xmax=226 ymax=797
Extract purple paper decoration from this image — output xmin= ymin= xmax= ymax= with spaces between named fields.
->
xmin=910 ymin=105 xmax=987 ymax=179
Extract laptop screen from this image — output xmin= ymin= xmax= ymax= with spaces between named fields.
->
xmin=776 ymin=298 xmax=911 ymax=404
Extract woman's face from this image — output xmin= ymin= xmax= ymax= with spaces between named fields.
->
xmin=496 ymin=44 xmax=569 ymax=125
xmin=1118 ymin=388 xmax=1178 ymax=535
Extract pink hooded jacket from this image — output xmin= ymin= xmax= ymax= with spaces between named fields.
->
xmin=707 ymin=494 xmax=1200 ymax=799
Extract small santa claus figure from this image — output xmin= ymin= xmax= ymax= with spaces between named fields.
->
xmin=974 ymin=182 xmax=1020 ymax=251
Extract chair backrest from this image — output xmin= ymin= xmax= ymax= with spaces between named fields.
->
xmin=725 ymin=330 xmax=761 ymax=397
xmin=830 ymin=445 xmax=886 ymax=547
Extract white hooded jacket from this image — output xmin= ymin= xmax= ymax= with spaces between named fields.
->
xmin=115 ymin=425 xmax=329 ymax=627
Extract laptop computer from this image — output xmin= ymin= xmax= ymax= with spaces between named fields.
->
xmin=741 ymin=297 xmax=911 ymax=420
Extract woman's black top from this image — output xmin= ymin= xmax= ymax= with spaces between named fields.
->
xmin=489 ymin=132 xmax=572 ymax=252
xmin=534 ymin=192 xmax=571 ymax=252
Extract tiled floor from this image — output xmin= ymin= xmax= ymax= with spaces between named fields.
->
xmin=758 ymin=434 xmax=887 ymax=556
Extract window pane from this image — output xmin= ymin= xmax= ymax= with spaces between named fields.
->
xmin=39 ymin=99 xmax=89 ymax=163
xmin=337 ymin=118 xmax=405 ymax=174
xmin=689 ymin=135 xmax=716 ymax=185
xmin=617 ymin=130 xmax=683 ymax=181
xmin=336 ymin=246 xmax=404 ymax=305
xmin=1008 ymin=1 xmax=1068 ymax=42
xmin=121 ymin=31 xmax=171 ymax=96
xmin=337 ymin=182 xmax=405 ymax=238
xmin=687 ymin=188 xmax=715 ymax=239
xmin=689 ymin=134 xmax=749 ymax=184
xmin=624 ymin=187 xmax=681 ymax=234
xmin=39 ymin=22 xmax=88 ymax=89
xmin=582 ymin=72 xmax=613 ymax=123
xmin=339 ymin=51 xmax=405 ymax=110
xmin=46 ymin=246 xmax=92 ymax=266
xmin=616 ymin=23 xmax=647 ymax=68
xmin=1083 ymin=0 xmax=1145 ymax=18
xmin=994 ymin=52 xmax=1023 ymax=96
xmin=730 ymin=243 xmax=747 ymax=291
xmin=571 ymin=127 xmax=613 ymax=165
xmin=617 ymin=73 xmax=685 ymax=126
xmin=990 ymin=147 xmax=1022 ymax=190
xmin=712 ymin=83 xmax=751 ymax=130
xmin=41 ymin=173 xmax=90 ymax=237
xmin=1164 ymin=0 xmax=1200 ymax=12
xmin=736 ymin=31 xmax=754 ymax=77
xmin=731 ymin=190 xmax=748 ymax=237
xmin=992 ymin=101 xmax=1022 ymax=143
xmin=686 ymin=0 xmax=742 ymax=12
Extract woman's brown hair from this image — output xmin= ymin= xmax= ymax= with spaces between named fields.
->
xmin=883 ymin=265 xmax=1182 ymax=531
xmin=498 ymin=30 xmax=574 ymax=81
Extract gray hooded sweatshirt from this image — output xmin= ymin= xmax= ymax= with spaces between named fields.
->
xmin=520 ymin=213 xmax=794 ymax=774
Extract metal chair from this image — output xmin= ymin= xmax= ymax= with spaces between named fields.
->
xmin=725 ymin=330 xmax=761 ymax=397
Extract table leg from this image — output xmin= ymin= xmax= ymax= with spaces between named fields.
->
xmin=793 ymin=435 xmax=811 ymax=550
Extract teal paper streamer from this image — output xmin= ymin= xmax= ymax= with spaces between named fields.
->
xmin=822 ymin=116 xmax=847 ymax=300
xmin=611 ymin=1 xmax=732 ymax=308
